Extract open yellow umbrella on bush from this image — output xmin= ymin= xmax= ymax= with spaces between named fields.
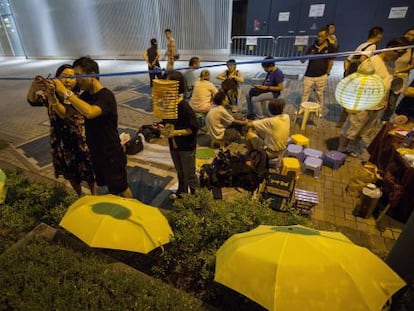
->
xmin=215 ymin=225 xmax=405 ymax=311
xmin=59 ymin=194 xmax=173 ymax=253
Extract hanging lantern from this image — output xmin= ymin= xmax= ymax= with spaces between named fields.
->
xmin=335 ymin=60 xmax=385 ymax=111
xmin=152 ymin=79 xmax=180 ymax=119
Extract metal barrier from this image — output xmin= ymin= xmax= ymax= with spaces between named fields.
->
xmin=230 ymin=35 xmax=317 ymax=58
xmin=273 ymin=35 xmax=317 ymax=57
xmin=231 ymin=36 xmax=275 ymax=57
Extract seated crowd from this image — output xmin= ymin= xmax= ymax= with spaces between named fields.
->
xmin=28 ymin=25 xmax=414 ymax=200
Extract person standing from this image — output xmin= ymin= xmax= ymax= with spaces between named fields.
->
xmin=27 ymin=65 xmax=96 ymax=197
xmin=246 ymin=56 xmax=284 ymax=119
xmin=338 ymin=40 xmax=406 ymax=157
xmin=164 ymin=29 xmax=177 ymax=70
xmin=343 ymin=26 xmax=384 ymax=77
xmin=51 ymin=57 xmax=132 ymax=198
xmin=216 ymin=59 xmax=244 ymax=112
xmin=326 ymin=23 xmax=338 ymax=49
xmin=161 ymin=71 xmax=199 ymax=200
xmin=337 ymin=26 xmax=384 ymax=127
xmin=301 ymin=28 xmax=337 ymax=115
xmin=143 ymin=38 xmax=162 ymax=87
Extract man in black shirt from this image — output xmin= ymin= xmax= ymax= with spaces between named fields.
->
xmin=301 ymin=28 xmax=337 ymax=114
xmin=53 ymin=56 xmax=133 ymax=198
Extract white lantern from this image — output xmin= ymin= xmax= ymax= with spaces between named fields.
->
xmin=335 ymin=61 xmax=385 ymax=111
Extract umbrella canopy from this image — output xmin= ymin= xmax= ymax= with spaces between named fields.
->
xmin=59 ymin=194 xmax=173 ymax=253
xmin=215 ymin=225 xmax=405 ymax=311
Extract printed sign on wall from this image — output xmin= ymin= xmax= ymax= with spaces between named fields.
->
xmin=309 ymin=4 xmax=325 ymax=17
xmin=388 ymin=7 xmax=408 ymax=19
xmin=278 ymin=12 xmax=290 ymax=22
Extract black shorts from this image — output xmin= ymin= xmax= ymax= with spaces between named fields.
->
xmin=92 ymin=152 xmax=129 ymax=195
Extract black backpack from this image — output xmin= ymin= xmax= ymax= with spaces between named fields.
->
xmin=199 ymin=149 xmax=268 ymax=192
xmin=125 ymin=133 xmax=144 ymax=155
xmin=138 ymin=125 xmax=161 ymax=142
xmin=344 ymin=43 xmax=374 ymax=76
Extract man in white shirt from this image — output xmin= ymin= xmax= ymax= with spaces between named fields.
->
xmin=339 ymin=39 xmax=406 ymax=157
xmin=343 ymin=26 xmax=384 ymax=76
xmin=246 ymin=99 xmax=290 ymax=159
xmin=206 ymin=91 xmax=247 ymax=144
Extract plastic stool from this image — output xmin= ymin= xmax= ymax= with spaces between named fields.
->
xmin=303 ymin=156 xmax=323 ymax=178
xmin=285 ymin=144 xmax=304 ymax=161
xmin=293 ymin=101 xmax=321 ymax=130
xmin=291 ymin=134 xmax=310 ymax=147
xmin=324 ymin=150 xmax=347 ymax=170
xmin=303 ymin=148 xmax=323 ymax=159
xmin=281 ymin=158 xmax=301 ymax=179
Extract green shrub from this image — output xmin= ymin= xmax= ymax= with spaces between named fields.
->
xmin=0 ymin=237 xmax=208 ymax=311
xmin=150 ymin=188 xmax=309 ymax=304
xmin=0 ymin=139 xmax=8 ymax=150
xmin=0 ymin=170 xmax=76 ymax=253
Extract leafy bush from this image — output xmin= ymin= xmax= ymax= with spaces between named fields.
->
xmin=0 ymin=169 xmax=76 ymax=253
xmin=0 ymin=139 xmax=8 ymax=150
xmin=0 ymin=237 xmax=208 ymax=311
xmin=149 ymin=188 xmax=309 ymax=306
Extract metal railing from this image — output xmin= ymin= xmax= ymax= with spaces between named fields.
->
xmin=230 ymin=35 xmax=317 ymax=58
xmin=274 ymin=35 xmax=317 ymax=57
xmin=231 ymin=36 xmax=275 ymax=57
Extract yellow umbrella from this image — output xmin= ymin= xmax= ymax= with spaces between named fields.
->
xmin=59 ymin=194 xmax=173 ymax=253
xmin=215 ymin=225 xmax=405 ymax=311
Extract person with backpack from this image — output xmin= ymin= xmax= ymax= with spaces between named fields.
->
xmin=246 ymin=99 xmax=290 ymax=159
xmin=143 ymin=38 xmax=162 ymax=87
xmin=338 ymin=39 xmax=406 ymax=158
xmin=337 ymin=26 xmax=384 ymax=127
xmin=343 ymin=26 xmax=384 ymax=77
xmin=216 ymin=59 xmax=244 ymax=112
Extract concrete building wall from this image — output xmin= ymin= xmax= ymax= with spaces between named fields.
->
xmin=10 ymin=0 xmax=232 ymax=60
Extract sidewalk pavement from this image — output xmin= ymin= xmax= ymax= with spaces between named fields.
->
xmin=0 ymin=58 xmax=404 ymax=257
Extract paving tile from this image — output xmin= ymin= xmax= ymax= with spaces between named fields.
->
xmin=380 ymin=229 xmax=395 ymax=240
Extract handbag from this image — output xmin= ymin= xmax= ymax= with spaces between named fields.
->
xmin=249 ymin=87 xmax=268 ymax=97
xmin=125 ymin=132 xmax=144 ymax=155
xmin=221 ymin=78 xmax=238 ymax=92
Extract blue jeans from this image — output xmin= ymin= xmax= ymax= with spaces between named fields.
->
xmin=170 ymin=149 xmax=199 ymax=195
xmin=246 ymin=90 xmax=275 ymax=118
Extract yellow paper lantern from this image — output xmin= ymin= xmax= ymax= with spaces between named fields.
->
xmin=335 ymin=61 xmax=385 ymax=111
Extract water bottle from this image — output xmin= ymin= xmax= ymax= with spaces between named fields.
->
xmin=400 ymin=129 xmax=414 ymax=148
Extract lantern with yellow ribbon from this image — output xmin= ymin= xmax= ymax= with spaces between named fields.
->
xmin=335 ymin=60 xmax=385 ymax=111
